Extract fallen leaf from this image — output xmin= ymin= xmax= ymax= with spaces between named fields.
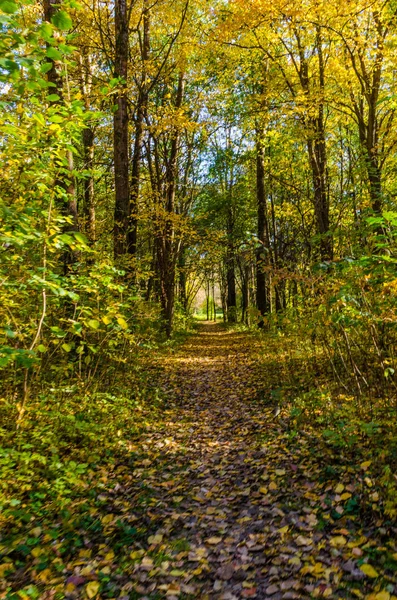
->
xmin=148 ymin=533 xmax=163 ymax=544
xmin=359 ymin=564 xmax=379 ymax=578
xmin=205 ymin=536 xmax=223 ymax=545
xmin=330 ymin=535 xmax=347 ymax=547
xmin=85 ymin=581 xmax=100 ymax=598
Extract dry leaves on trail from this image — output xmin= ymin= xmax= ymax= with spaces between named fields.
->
xmin=1 ymin=323 xmax=397 ymax=600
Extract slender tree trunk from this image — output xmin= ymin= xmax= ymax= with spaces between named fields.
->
xmin=82 ymin=126 xmax=96 ymax=245
xmin=113 ymin=0 xmax=129 ymax=258
xmin=307 ymin=27 xmax=332 ymax=261
xmin=78 ymin=50 xmax=95 ymax=247
xmin=128 ymin=2 xmax=150 ymax=256
xmin=256 ymin=132 xmax=270 ymax=326
xmin=178 ymin=249 xmax=188 ymax=312
xmin=358 ymin=119 xmax=383 ymax=213
xmin=157 ymin=73 xmax=185 ymax=337
xmin=206 ymin=280 xmax=210 ymax=321
xmin=241 ymin=264 xmax=250 ymax=325
xmin=212 ymin=280 xmax=216 ymax=322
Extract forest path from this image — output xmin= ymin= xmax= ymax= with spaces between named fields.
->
xmin=113 ymin=322 xmax=394 ymax=600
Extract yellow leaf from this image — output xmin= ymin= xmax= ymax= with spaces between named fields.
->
xmin=269 ymin=481 xmax=277 ymax=491
xmin=117 ymin=317 xmax=128 ymax=330
xmin=37 ymin=568 xmax=52 ymax=583
xmin=278 ymin=525 xmax=289 ymax=534
xmin=296 ymin=535 xmax=311 ymax=546
xmin=65 ymin=583 xmax=76 ymax=594
xmin=85 ymin=580 xmax=100 ymax=598
xmin=205 ymin=536 xmax=222 ymax=545
xmin=313 ymin=562 xmax=324 ymax=574
xmin=300 ymin=565 xmax=314 ymax=575
xmin=341 ymin=492 xmax=352 ymax=501
xmin=104 ymin=550 xmax=115 ymax=561
xmin=148 ymin=534 xmax=163 ymax=545
xmin=259 ymin=486 xmax=268 ymax=494
xmin=101 ymin=514 xmax=114 ymax=525
xmin=275 ymin=469 xmax=285 ymax=476
xmin=374 ymin=592 xmax=391 ymax=600
xmin=0 ymin=562 xmax=14 ymax=577
xmin=335 ymin=483 xmax=344 ymax=494
xmin=330 ymin=536 xmax=347 ymax=547
xmin=360 ymin=461 xmax=371 ymax=470
xmin=359 ymin=563 xmax=379 ymax=578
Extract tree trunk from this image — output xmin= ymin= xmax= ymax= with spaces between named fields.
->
xmin=206 ymin=280 xmax=210 ymax=320
xmin=178 ymin=249 xmax=188 ymax=312
xmin=307 ymin=27 xmax=332 ymax=261
xmin=256 ymin=132 xmax=270 ymax=326
xmin=242 ymin=264 xmax=250 ymax=325
xmin=157 ymin=73 xmax=185 ymax=337
xmin=225 ymin=187 xmax=237 ymax=323
xmin=128 ymin=2 xmax=150 ymax=257
xmin=113 ymin=0 xmax=129 ymax=258
xmin=82 ymin=126 xmax=96 ymax=245
xmin=213 ymin=280 xmax=216 ymax=322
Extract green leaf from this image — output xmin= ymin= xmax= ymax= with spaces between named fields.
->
xmin=46 ymin=47 xmax=63 ymax=61
xmin=0 ymin=0 xmax=18 ymax=14
xmin=40 ymin=61 xmax=53 ymax=74
xmin=74 ymin=232 xmax=89 ymax=247
xmin=46 ymin=93 xmax=60 ymax=102
xmin=62 ymin=343 xmax=72 ymax=353
xmin=39 ymin=22 xmax=53 ymax=40
xmin=87 ymin=319 xmax=100 ymax=330
xmin=51 ymin=10 xmax=73 ymax=31
xmin=0 ymin=58 xmax=19 ymax=73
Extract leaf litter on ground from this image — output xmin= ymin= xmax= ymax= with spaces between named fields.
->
xmin=1 ymin=322 xmax=396 ymax=599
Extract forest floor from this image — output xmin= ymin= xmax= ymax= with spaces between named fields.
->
xmin=2 ymin=322 xmax=397 ymax=600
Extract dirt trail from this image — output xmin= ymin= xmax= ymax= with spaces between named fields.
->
xmin=118 ymin=323 xmax=396 ymax=600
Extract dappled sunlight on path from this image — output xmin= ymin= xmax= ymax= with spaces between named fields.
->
xmin=112 ymin=323 xmax=397 ymax=600
xmin=35 ymin=323 xmax=397 ymax=600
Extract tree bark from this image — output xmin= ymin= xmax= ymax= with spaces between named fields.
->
xmin=256 ymin=132 xmax=270 ymax=326
xmin=82 ymin=126 xmax=96 ymax=245
xmin=226 ymin=205 xmax=237 ymax=323
xmin=156 ymin=73 xmax=185 ymax=337
xmin=305 ymin=27 xmax=332 ymax=261
xmin=128 ymin=1 xmax=150 ymax=256
xmin=113 ymin=0 xmax=129 ymax=258
xmin=79 ymin=50 xmax=96 ymax=247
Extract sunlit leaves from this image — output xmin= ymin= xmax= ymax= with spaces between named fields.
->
xmin=0 ymin=0 xmax=18 ymax=14
xmin=51 ymin=9 xmax=73 ymax=31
